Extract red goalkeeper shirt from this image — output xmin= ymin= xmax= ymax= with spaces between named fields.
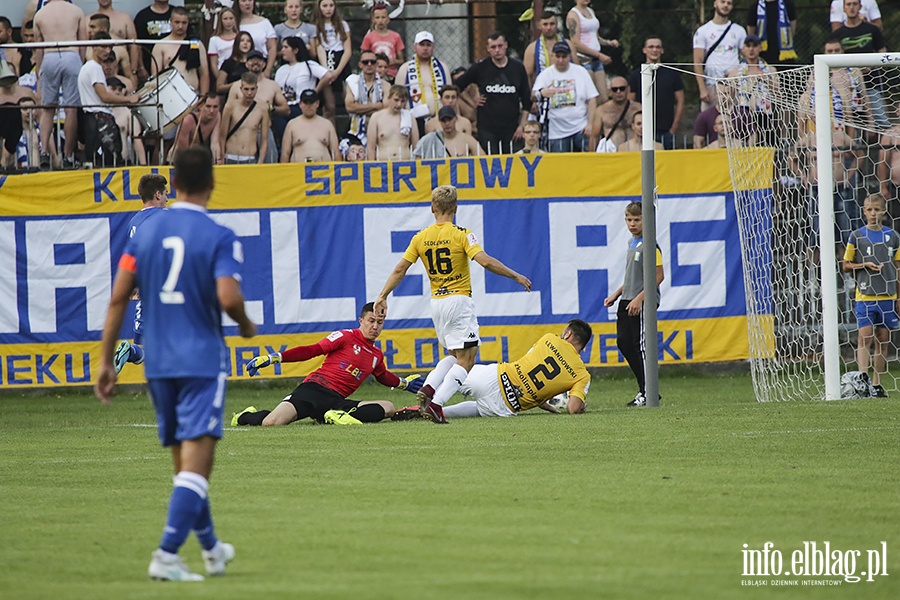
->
xmin=281 ymin=328 xmax=400 ymax=397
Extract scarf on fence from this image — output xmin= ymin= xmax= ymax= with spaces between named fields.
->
xmin=404 ymin=56 xmax=446 ymax=114
xmin=756 ymin=0 xmax=797 ymax=61
xmin=349 ymin=73 xmax=384 ymax=143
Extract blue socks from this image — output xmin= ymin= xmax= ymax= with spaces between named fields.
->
xmin=129 ymin=344 xmax=145 ymax=365
xmin=159 ymin=472 xmax=215 ymax=554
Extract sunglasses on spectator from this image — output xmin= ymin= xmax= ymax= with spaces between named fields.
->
xmin=610 ymin=86 xmax=627 ymax=92
xmin=360 ymin=59 xmax=377 ymax=65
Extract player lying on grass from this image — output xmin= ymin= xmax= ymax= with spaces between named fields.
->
xmin=395 ymin=319 xmax=592 ymax=420
xmin=232 ymin=302 xmax=423 ymax=426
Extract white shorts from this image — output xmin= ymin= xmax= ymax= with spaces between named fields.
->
xmin=459 ymin=364 xmax=516 ymax=417
xmin=430 ymin=295 xmax=480 ymax=350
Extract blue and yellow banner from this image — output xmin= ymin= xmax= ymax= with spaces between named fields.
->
xmin=0 ymin=151 xmax=771 ymax=387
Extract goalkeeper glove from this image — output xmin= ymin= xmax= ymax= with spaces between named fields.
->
xmin=395 ymin=374 xmax=423 ymax=394
xmin=246 ymin=353 xmax=282 ymax=377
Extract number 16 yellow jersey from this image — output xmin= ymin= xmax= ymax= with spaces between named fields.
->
xmin=497 ymin=333 xmax=591 ymax=412
xmin=403 ymin=222 xmax=484 ymax=298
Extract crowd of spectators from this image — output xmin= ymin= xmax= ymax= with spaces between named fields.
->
xmin=0 ymin=0 xmax=893 ymax=169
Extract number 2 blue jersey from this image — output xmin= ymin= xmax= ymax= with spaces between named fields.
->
xmin=119 ymin=203 xmax=243 ymax=379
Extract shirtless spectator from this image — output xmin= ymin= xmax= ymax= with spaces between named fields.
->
xmin=592 ymin=76 xmax=641 ymax=152
xmin=90 ymin=0 xmax=140 ymax=85
xmin=425 ymin=85 xmax=473 ymax=135
xmin=367 ymin=84 xmax=418 ymax=160
xmin=451 ymin=66 xmax=479 ymax=132
xmin=228 ymin=48 xmax=289 ymax=162
xmin=280 ymin=89 xmax=338 ymax=163
xmin=87 ymin=14 xmax=135 ymax=88
xmin=151 ymin=7 xmax=209 ymax=95
xmin=34 ymin=0 xmax=86 ymax=169
xmin=172 ymin=92 xmax=222 ymax=163
xmin=107 ymin=76 xmax=146 ymax=165
xmin=413 ymin=105 xmax=482 ymax=158
xmin=618 ymin=112 xmax=662 ymax=152
xmin=221 ymin=72 xmax=268 ymax=164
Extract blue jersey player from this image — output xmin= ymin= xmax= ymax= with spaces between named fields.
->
xmin=96 ymin=147 xmax=257 ymax=581
xmin=113 ymin=173 xmax=169 ymax=374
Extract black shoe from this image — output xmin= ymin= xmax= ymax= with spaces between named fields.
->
xmin=39 ymin=153 xmax=50 ymax=169
xmin=626 ymin=392 xmax=646 ymax=407
xmin=61 ymin=156 xmax=79 ymax=169
xmin=871 ymin=384 xmax=888 ymax=398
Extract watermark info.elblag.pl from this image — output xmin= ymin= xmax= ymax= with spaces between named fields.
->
xmin=741 ymin=541 xmax=889 ymax=586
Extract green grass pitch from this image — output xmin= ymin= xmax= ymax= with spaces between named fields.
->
xmin=2 ymin=369 xmax=898 ymax=599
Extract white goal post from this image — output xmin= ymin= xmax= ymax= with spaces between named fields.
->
xmin=814 ymin=52 xmax=900 ymax=400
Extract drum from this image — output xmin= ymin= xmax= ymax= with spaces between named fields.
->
xmin=132 ymin=68 xmax=199 ymax=133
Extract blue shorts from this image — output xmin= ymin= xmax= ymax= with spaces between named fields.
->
xmin=854 ymin=300 xmax=899 ymax=330
xmin=581 ymin=57 xmax=605 ymax=72
xmin=147 ymin=374 xmax=227 ymax=447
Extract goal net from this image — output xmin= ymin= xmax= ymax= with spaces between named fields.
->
xmin=714 ymin=53 xmax=900 ymax=402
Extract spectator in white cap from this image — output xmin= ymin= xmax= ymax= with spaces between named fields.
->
xmin=394 ymin=31 xmax=450 ymax=136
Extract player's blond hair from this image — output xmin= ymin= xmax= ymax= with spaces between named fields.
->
xmin=864 ymin=193 xmax=887 ymax=210
xmin=432 ymin=185 xmax=458 ymax=214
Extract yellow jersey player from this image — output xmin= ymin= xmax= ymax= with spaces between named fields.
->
xmin=441 ymin=319 xmax=593 ymax=418
xmin=375 ymin=184 xmax=532 ymax=424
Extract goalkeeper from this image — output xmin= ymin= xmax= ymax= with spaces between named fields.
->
xmin=232 ymin=302 xmax=423 ymax=426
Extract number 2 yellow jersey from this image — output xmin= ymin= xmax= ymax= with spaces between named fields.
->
xmin=496 ymin=333 xmax=591 ymax=412
xmin=403 ymin=222 xmax=484 ymax=298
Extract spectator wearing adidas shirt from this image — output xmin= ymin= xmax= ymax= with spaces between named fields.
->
xmin=692 ymin=0 xmax=747 ymax=110
xmin=453 ymin=32 xmax=532 ymax=154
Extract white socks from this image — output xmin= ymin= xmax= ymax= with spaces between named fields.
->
xmin=432 ymin=363 xmax=469 ymax=406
